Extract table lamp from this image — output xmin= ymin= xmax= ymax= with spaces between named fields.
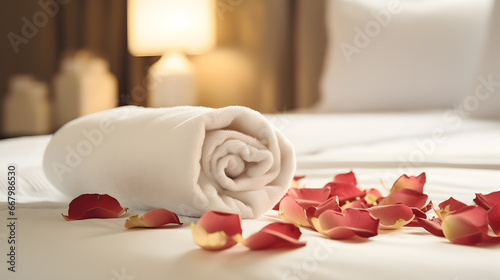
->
xmin=127 ymin=0 xmax=215 ymax=107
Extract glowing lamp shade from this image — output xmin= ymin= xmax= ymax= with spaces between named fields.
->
xmin=128 ymin=0 xmax=215 ymax=55
xmin=127 ymin=0 xmax=215 ymax=107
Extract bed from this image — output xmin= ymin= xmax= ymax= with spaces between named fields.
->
xmin=2 ymin=0 xmax=500 ymax=279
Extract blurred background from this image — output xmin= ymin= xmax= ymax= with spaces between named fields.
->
xmin=0 ymin=0 xmax=326 ymax=138
xmin=1 ymin=0 xmax=498 ymax=139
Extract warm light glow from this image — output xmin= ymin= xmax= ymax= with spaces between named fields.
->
xmin=127 ymin=0 xmax=216 ymax=56
xmin=152 ymin=52 xmax=193 ymax=74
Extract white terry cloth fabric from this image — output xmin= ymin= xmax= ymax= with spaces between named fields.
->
xmin=42 ymin=105 xmax=295 ymax=218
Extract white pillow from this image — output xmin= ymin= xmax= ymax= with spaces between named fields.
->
xmin=318 ymin=0 xmax=494 ymax=112
xmin=470 ymin=2 xmax=500 ymax=120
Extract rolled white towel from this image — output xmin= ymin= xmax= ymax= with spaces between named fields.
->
xmin=43 ymin=106 xmax=295 ymax=218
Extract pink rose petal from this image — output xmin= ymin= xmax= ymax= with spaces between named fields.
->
xmin=124 ymin=208 xmax=182 ymax=228
xmin=441 ymin=206 xmax=489 ymax=245
xmin=368 ymin=204 xmax=415 ymax=229
xmin=311 ymin=208 xmax=379 ymax=239
xmin=234 ymin=223 xmax=306 ymax=250
xmin=305 ymin=196 xmax=342 ymax=225
xmin=293 ymin=175 xmax=306 ymax=182
xmin=474 ymin=191 xmax=500 ymax=210
xmin=404 ymin=206 xmax=430 ymax=227
xmin=291 ymin=175 xmax=306 ymax=189
xmin=379 ymin=189 xmax=429 ymax=209
xmin=390 ymin=173 xmax=426 ymax=194
xmin=419 ymin=201 xmax=434 ymax=214
xmin=438 ymin=197 xmax=468 ymax=212
xmin=279 ymin=196 xmax=311 ymax=227
xmin=341 ymin=199 xmax=368 ymax=210
xmin=364 ymin=188 xmax=383 ymax=205
xmin=487 ymin=203 xmax=500 ymax=236
xmin=334 ymin=171 xmax=357 ymax=185
xmin=323 ymin=171 xmax=365 ymax=205
xmin=417 ymin=217 xmax=444 ymax=237
xmin=287 ymin=187 xmax=331 ymax=208
xmin=191 ymin=211 xmax=242 ymax=251
xmin=324 ymin=181 xmax=366 ymax=205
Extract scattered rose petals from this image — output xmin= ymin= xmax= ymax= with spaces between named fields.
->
xmin=311 ymin=208 xmax=379 ymax=239
xmin=368 ymin=204 xmax=415 ymax=229
xmin=233 ymin=223 xmax=306 ymax=250
xmin=124 ymin=208 xmax=182 ymax=229
xmin=62 ymin=193 xmax=128 ymax=221
xmin=275 ymin=171 xmax=500 ymax=245
xmin=441 ymin=206 xmax=489 ymax=245
xmin=191 ymin=211 xmax=242 ymax=251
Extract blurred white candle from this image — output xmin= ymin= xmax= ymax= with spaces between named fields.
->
xmin=2 ymin=75 xmax=51 ymax=136
xmin=53 ymin=50 xmax=117 ymax=128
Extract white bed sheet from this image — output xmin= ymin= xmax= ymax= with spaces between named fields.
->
xmin=1 ymin=111 xmax=500 ymax=280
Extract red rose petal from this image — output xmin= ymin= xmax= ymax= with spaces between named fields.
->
xmin=368 ymin=204 xmax=415 ymax=229
xmin=379 ymin=189 xmax=429 ymax=209
xmin=274 ymin=179 xmax=327 ymax=210
xmin=404 ymin=205 xmax=431 ymax=227
xmin=441 ymin=206 xmax=489 ymax=245
xmin=474 ymin=191 xmax=500 ymax=210
xmin=279 ymin=196 xmax=310 ymax=227
xmin=323 ymin=171 xmax=365 ymax=205
xmin=417 ymin=217 xmax=444 ymax=237
xmin=342 ymin=199 xmax=368 ymax=210
xmin=293 ymin=175 xmax=306 ymax=182
xmin=305 ymin=196 xmax=342 ymax=224
xmin=313 ymin=196 xmax=342 ymax=215
xmin=291 ymin=175 xmax=306 ymax=189
xmin=197 ymin=211 xmax=242 ymax=236
xmin=364 ymin=188 xmax=383 ymax=205
xmin=390 ymin=173 xmax=426 ymax=194
xmin=334 ymin=171 xmax=357 ymax=185
xmin=272 ymin=196 xmax=285 ymax=211
xmin=311 ymin=208 xmax=379 ymax=239
xmin=124 ymin=208 xmax=182 ymax=228
xmin=287 ymin=187 xmax=331 ymax=208
xmin=419 ymin=201 xmax=434 ymax=214
xmin=62 ymin=193 xmax=127 ymax=221
xmin=324 ymin=182 xmax=366 ymax=205
xmin=191 ymin=211 xmax=242 ymax=251
xmin=438 ymin=197 xmax=468 ymax=212
xmin=488 ymin=203 xmax=500 ymax=236
xmin=234 ymin=222 xmax=306 ymax=250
